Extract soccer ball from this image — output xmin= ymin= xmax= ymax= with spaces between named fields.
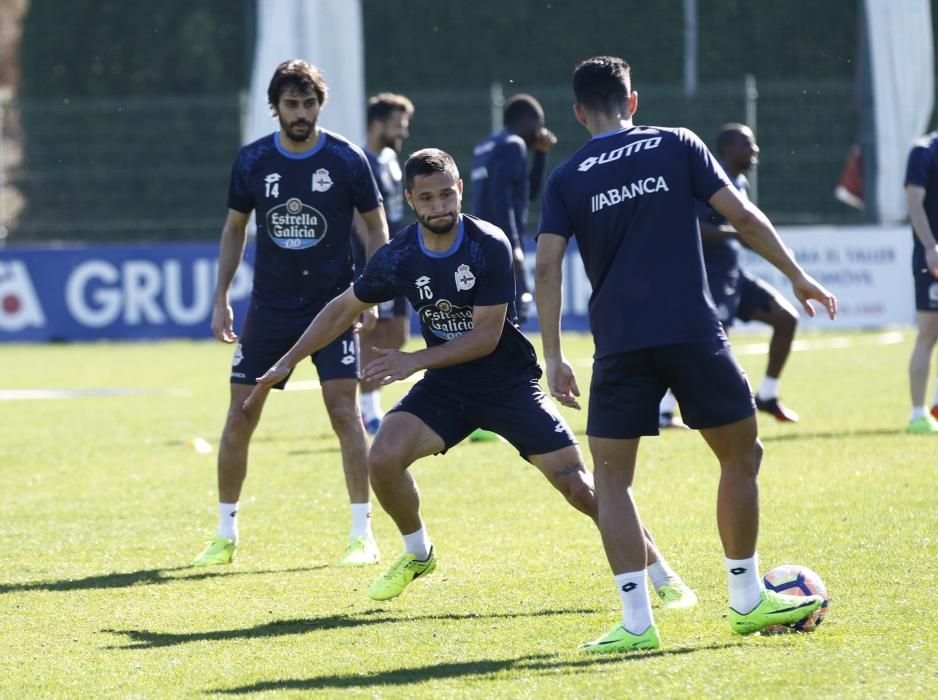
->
xmin=762 ymin=564 xmax=829 ymax=632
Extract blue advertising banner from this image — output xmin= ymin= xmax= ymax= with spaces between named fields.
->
xmin=0 ymin=242 xmax=255 ymax=342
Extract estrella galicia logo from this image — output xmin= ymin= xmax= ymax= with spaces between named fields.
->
xmin=266 ymin=197 xmax=328 ymax=250
xmin=419 ymin=299 xmax=474 ymax=341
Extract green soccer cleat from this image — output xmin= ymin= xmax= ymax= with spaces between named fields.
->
xmin=469 ymin=428 xmax=504 ymax=443
xmin=581 ymin=623 xmax=661 ymax=653
xmin=729 ymin=589 xmax=823 ymax=635
xmin=192 ymin=536 xmax=235 ymax=567
xmin=907 ymin=415 xmax=938 ymax=434
xmin=657 ymin=580 xmax=699 ymax=609
xmin=337 ymin=536 xmax=380 ymax=567
xmin=368 ymin=548 xmax=436 ymax=601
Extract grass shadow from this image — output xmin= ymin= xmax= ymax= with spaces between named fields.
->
xmin=0 ymin=565 xmax=324 ymax=595
xmin=212 ymin=642 xmax=743 ymax=693
xmin=761 ymin=427 xmax=903 ymax=442
xmin=103 ymin=608 xmax=597 ymax=650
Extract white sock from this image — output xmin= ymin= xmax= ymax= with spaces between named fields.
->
xmin=911 ymin=406 xmax=927 ymax=421
xmin=614 ymin=570 xmax=654 ymax=635
xmin=217 ymin=502 xmax=239 ymax=543
xmin=360 ymin=390 xmax=383 ymax=422
xmin=647 ymin=558 xmax=678 ymax=591
xmin=725 ymin=554 xmax=764 ymax=614
xmin=757 ymin=377 xmax=779 ymax=401
xmin=402 ymin=526 xmax=431 ymax=560
xmin=659 ymin=390 xmax=678 ymax=414
xmin=349 ymin=502 xmax=372 ymax=540
xmin=932 ymin=384 xmax=938 ymax=407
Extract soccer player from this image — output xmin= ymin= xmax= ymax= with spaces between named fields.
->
xmin=246 ymin=148 xmax=697 ymax=607
xmin=536 ymin=56 xmax=837 ymax=652
xmin=353 ymin=93 xmax=415 ymax=435
xmin=904 ymin=131 xmax=938 ymax=433
xmin=471 ymin=94 xmax=556 ymax=326
xmin=193 ymin=60 xmax=389 ymax=569
xmin=660 ymin=123 xmax=802 ymax=427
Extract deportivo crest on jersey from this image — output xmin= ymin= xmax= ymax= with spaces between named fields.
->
xmin=455 ymin=264 xmax=476 ymax=291
xmin=312 ymin=168 xmax=333 ymax=192
xmin=419 ymin=298 xmax=474 ymax=340
xmin=266 ymin=197 xmax=328 ymax=250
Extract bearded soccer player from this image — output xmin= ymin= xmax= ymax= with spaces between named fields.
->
xmin=536 ymin=56 xmax=837 ymax=651
xmin=245 ymin=148 xmax=696 ymax=608
xmin=192 ymin=60 xmax=389 ymax=569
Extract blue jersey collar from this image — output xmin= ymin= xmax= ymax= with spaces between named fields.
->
xmin=418 ymin=216 xmax=465 ymax=258
xmin=274 ymin=130 xmax=326 ymax=159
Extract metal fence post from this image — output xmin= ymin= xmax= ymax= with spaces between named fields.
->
xmin=745 ymin=73 xmax=759 ymax=205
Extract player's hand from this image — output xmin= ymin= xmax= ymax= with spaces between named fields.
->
xmin=534 ymin=127 xmax=558 ymax=152
xmin=361 ymin=347 xmax=421 ymax=385
xmin=545 ymin=355 xmax=581 ymax=410
xmin=243 ymin=363 xmax=290 ymax=410
xmin=791 ymin=272 xmax=838 ymax=320
xmin=211 ymin=299 xmax=237 ymax=343
xmin=356 ymin=305 xmax=379 ymax=333
xmin=925 ymin=245 xmax=938 ymax=278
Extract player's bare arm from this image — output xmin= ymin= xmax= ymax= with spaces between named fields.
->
xmin=906 ymin=184 xmax=938 ymax=277
xmin=211 ymin=208 xmax=251 ymax=343
xmin=710 ymin=186 xmax=837 ymax=320
xmin=243 ymin=287 xmax=372 ymax=408
xmin=362 ymin=302 xmax=507 ymax=386
xmin=535 ymin=233 xmax=581 ymax=409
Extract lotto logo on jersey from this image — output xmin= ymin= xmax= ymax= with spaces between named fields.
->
xmin=0 ymin=260 xmax=46 ymax=333
xmin=577 ymin=136 xmax=662 ymax=172
xmin=419 ymin=299 xmax=474 ymax=341
xmin=266 ymin=197 xmax=328 ymax=250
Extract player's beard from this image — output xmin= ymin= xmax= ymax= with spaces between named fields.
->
xmin=280 ymin=115 xmax=315 ymax=143
xmin=418 ymin=210 xmax=458 ymax=235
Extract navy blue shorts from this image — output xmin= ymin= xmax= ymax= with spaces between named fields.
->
xmin=914 ymin=269 xmax=938 ymax=311
xmin=376 ymin=295 xmax=410 ymax=321
xmin=390 ymin=374 xmax=577 ymax=460
xmin=588 ymin=339 xmax=755 ymax=439
xmin=736 ymin=270 xmax=781 ymax=323
xmin=230 ymin=304 xmax=359 ymax=388
xmin=709 ymin=267 xmax=778 ymax=328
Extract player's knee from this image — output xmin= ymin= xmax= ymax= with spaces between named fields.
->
xmin=565 ymin=472 xmax=598 ymax=517
xmin=223 ymin=402 xmax=257 ymax=442
xmin=722 ymin=439 xmax=762 ymax=478
xmin=325 ymin=402 xmax=362 ymax=437
xmin=367 ymin=443 xmax=405 ymax=485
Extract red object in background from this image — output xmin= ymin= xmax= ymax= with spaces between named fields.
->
xmin=835 ymin=144 xmax=864 ymax=209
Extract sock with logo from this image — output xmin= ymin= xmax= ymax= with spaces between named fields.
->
xmin=217 ymin=502 xmax=239 ymax=543
xmin=349 ymin=502 xmax=372 ymax=540
xmin=614 ymin=570 xmax=654 ymax=635
xmin=757 ymin=377 xmax=779 ymax=401
xmin=402 ymin=526 xmax=431 ymax=560
xmin=725 ymin=554 xmax=764 ymax=614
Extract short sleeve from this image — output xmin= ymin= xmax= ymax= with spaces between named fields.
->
xmin=906 ymin=143 xmax=933 ymax=188
xmin=350 ymin=146 xmax=383 ymax=212
xmin=537 ymin=167 xmax=575 ymax=239
xmin=352 ymin=244 xmax=395 ymax=304
xmin=473 ymin=234 xmax=515 ymax=306
xmin=680 ymin=128 xmax=733 ymax=203
xmin=226 ymin=151 xmax=254 ymax=213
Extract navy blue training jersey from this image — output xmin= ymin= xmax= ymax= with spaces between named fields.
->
xmin=538 ymin=126 xmax=731 ymax=356
xmin=353 ymin=214 xmax=538 ymax=387
xmin=699 ymin=169 xmax=749 ymax=275
xmin=471 ymin=130 xmax=541 ymax=248
xmin=365 ymin=146 xmax=407 ymax=238
xmin=905 ymin=132 xmax=938 ymax=272
xmin=227 ymin=129 xmax=382 ymax=316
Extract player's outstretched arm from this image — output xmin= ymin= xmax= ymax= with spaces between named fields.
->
xmin=535 ymin=233 xmax=580 ymax=409
xmin=243 ymin=288 xmax=372 ymax=409
xmin=212 ymin=209 xmax=251 ymax=343
xmin=710 ymin=187 xmax=837 ymax=320
xmin=362 ymin=303 xmax=508 ymax=387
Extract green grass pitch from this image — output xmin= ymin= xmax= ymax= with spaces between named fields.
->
xmin=0 ymin=330 xmax=935 ymax=697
